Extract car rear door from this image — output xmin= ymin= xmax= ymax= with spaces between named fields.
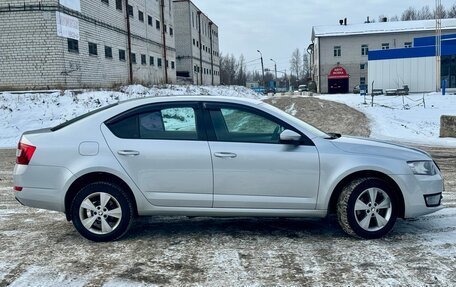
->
xmin=204 ymin=103 xmax=320 ymax=210
xmin=101 ymin=102 xmax=213 ymax=208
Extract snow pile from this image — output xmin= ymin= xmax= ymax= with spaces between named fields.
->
xmin=0 ymin=85 xmax=261 ymax=148
xmin=318 ymin=93 xmax=456 ymax=147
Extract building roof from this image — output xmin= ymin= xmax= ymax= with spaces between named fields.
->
xmin=312 ymin=18 xmax=456 ymax=40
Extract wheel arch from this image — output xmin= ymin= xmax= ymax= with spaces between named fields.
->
xmin=328 ymin=170 xmax=405 ymax=218
xmin=65 ymin=172 xmax=139 ymax=221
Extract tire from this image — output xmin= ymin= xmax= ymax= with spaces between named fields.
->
xmin=337 ymin=177 xmax=398 ymax=239
xmin=71 ymin=182 xmax=134 ymax=242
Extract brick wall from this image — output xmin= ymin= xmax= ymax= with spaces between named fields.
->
xmin=0 ymin=0 xmax=176 ymax=90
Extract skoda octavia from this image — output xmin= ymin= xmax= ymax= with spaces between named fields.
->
xmin=13 ymin=96 xmax=444 ymax=241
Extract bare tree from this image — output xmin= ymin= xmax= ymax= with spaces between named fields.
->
xmin=302 ymin=53 xmax=310 ymax=80
xmin=418 ymin=6 xmax=434 ymax=20
xmin=289 ymin=48 xmax=302 ymax=80
xmin=448 ymin=4 xmax=456 ymax=18
xmin=434 ymin=4 xmax=447 ymax=19
xmin=401 ymin=7 xmax=417 ymax=21
xmin=389 ymin=15 xmax=399 ymax=21
xmin=236 ymin=54 xmax=247 ymax=86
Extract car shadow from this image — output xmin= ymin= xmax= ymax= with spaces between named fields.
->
xmin=123 ymin=215 xmax=347 ymax=241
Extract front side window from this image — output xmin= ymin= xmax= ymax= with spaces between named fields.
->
xmin=334 ymin=46 xmax=341 ymax=57
xmin=210 ymin=107 xmax=285 ymax=144
xmin=108 ymin=107 xmax=198 ymax=140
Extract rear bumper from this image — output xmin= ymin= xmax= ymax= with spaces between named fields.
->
xmin=13 ymin=164 xmax=75 ymax=212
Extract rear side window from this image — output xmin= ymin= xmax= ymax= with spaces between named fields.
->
xmin=107 ymin=106 xmax=199 ymax=140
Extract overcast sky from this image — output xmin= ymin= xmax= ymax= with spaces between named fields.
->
xmin=191 ymin=0 xmax=455 ymax=73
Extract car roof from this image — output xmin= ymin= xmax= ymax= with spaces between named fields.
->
xmin=118 ymin=95 xmax=263 ymax=106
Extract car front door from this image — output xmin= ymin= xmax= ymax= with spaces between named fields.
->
xmin=205 ymin=103 xmax=320 ymax=210
xmin=102 ymin=102 xmax=213 ymax=208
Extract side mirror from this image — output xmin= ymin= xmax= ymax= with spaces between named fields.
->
xmin=280 ymin=129 xmax=302 ymax=144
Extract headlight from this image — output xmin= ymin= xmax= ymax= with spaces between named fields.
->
xmin=407 ymin=161 xmax=437 ymax=175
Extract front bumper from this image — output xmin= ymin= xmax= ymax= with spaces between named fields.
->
xmin=394 ymin=173 xmax=445 ymax=218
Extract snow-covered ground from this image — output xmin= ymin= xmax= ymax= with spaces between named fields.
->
xmin=318 ymin=92 xmax=456 ymax=147
xmin=0 ymin=85 xmax=455 ymax=147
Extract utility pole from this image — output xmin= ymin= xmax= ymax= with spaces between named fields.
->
xmin=257 ymin=50 xmax=265 ymax=88
xmin=435 ymin=0 xmax=442 ymax=92
xmin=125 ymin=0 xmax=133 ymax=84
xmin=270 ymin=58 xmax=277 ymax=80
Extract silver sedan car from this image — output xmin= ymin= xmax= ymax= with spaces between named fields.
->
xmin=13 ymin=96 xmax=444 ymax=241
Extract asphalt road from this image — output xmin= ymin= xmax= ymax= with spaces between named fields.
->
xmin=0 ymin=142 xmax=455 ymax=286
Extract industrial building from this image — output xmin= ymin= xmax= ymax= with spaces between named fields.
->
xmin=0 ymin=0 xmax=176 ymax=90
xmin=173 ymin=0 xmax=220 ymax=85
xmin=311 ymin=19 xmax=456 ymax=94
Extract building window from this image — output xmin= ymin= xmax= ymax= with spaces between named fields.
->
xmin=115 ymin=0 xmax=122 ymax=10
xmin=404 ymin=42 xmax=412 ymax=48
xmin=382 ymin=43 xmax=390 ymax=50
xmin=101 ymin=0 xmax=109 ymax=5
xmin=67 ymin=38 xmax=79 ymax=53
xmin=141 ymin=54 xmax=146 ymax=65
xmin=361 ymin=44 xmax=368 ymax=56
xmin=105 ymin=46 xmax=113 ymax=59
xmin=148 ymin=15 xmax=153 ymax=26
xmin=164 ymin=24 xmax=167 ymax=33
xmin=360 ymin=63 xmax=366 ymax=70
xmin=150 ymin=56 xmax=154 ymax=66
xmin=334 ymin=46 xmax=341 ymax=57
xmin=171 ymin=61 xmax=175 ymax=69
xmin=157 ymin=58 xmax=162 ymax=67
xmin=127 ymin=4 xmax=133 ymax=17
xmin=360 ymin=77 xmax=366 ymax=85
xmin=156 ymin=20 xmax=160 ymax=30
xmin=88 ymin=42 xmax=98 ymax=56
xmin=119 ymin=49 xmax=126 ymax=61
xmin=170 ymin=27 xmax=173 ymax=36
xmin=138 ymin=10 xmax=144 ymax=22
xmin=193 ymin=39 xmax=195 ymax=46
xmin=196 ymin=41 xmax=199 ymax=48
xmin=166 ymin=60 xmax=169 ymax=68
xmin=131 ymin=53 xmax=137 ymax=64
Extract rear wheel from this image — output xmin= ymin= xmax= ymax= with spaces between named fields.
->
xmin=337 ymin=177 xmax=398 ymax=239
xmin=71 ymin=182 xmax=134 ymax=242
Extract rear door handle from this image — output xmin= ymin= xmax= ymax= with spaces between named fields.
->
xmin=117 ymin=150 xmax=140 ymax=156
xmin=214 ymin=152 xmax=237 ymax=159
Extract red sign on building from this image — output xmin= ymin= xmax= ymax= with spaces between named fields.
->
xmin=328 ymin=66 xmax=349 ymax=79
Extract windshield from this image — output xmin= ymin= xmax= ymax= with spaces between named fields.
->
xmin=51 ymin=103 xmax=118 ymax=131
xmin=259 ymin=102 xmax=330 ymax=139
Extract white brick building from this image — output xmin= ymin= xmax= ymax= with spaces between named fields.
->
xmin=173 ymin=0 xmax=220 ymax=85
xmin=311 ymin=19 xmax=456 ymax=94
xmin=0 ymin=0 xmax=177 ymax=90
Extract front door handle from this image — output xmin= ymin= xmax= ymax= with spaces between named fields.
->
xmin=214 ymin=152 xmax=237 ymax=159
xmin=118 ymin=150 xmax=140 ymax=156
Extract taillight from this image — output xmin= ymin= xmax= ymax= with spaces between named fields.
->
xmin=16 ymin=142 xmax=36 ymax=165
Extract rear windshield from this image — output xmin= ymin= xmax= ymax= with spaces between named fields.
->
xmin=51 ymin=103 xmax=118 ymax=131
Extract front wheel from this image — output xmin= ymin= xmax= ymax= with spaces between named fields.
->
xmin=337 ymin=177 xmax=398 ymax=239
xmin=71 ymin=182 xmax=134 ymax=242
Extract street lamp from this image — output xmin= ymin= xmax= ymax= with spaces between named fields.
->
xmin=270 ymin=59 xmax=277 ymax=80
xmin=257 ymin=50 xmax=265 ymax=88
